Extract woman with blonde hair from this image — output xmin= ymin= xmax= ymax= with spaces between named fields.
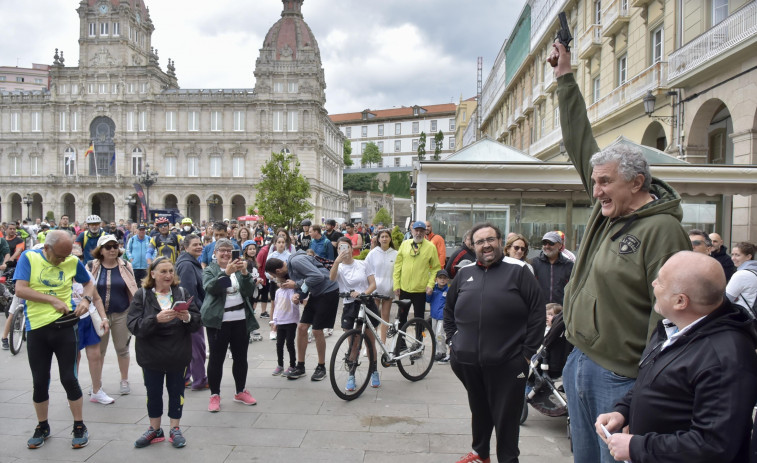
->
xmin=505 ymin=233 xmax=533 ymax=274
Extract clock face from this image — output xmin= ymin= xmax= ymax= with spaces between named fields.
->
xmin=99 ymin=4 xmax=109 ymax=14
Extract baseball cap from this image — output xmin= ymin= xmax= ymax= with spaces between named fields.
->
xmin=96 ymin=234 xmax=119 ymax=248
xmin=542 ymin=231 xmax=563 ymax=244
xmin=412 ymin=221 xmax=426 ymax=230
xmin=436 ymin=269 xmax=449 ymax=278
xmin=137 ymin=223 xmax=147 ymax=230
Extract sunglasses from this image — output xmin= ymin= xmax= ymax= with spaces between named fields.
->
xmin=102 ymin=243 xmax=119 ymax=250
xmin=511 ymin=245 xmax=526 ymax=252
xmin=542 ymin=240 xmax=556 ymax=246
xmin=691 ymin=240 xmax=706 ymax=246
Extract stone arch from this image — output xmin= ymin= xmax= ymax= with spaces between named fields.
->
xmin=88 ymin=116 xmax=116 ymax=176
xmin=31 ymin=193 xmax=44 ymax=221
xmin=231 ymin=195 xmax=246 ymax=219
xmin=8 ymin=193 xmax=22 ymax=222
xmin=185 ymin=194 xmax=201 ymax=223
xmin=206 ymin=194 xmax=223 ymax=222
xmin=164 ymin=194 xmax=178 ymax=210
xmin=90 ymin=192 xmax=115 ymax=222
xmin=641 ymin=121 xmax=667 ymax=151
xmin=686 ymin=98 xmax=733 ymax=164
xmin=61 ymin=193 xmax=76 ymax=220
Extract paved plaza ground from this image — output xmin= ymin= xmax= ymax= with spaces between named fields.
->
xmin=0 ymin=311 xmax=573 ymax=462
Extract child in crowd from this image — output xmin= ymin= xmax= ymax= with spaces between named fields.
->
xmin=427 ymin=269 xmax=450 ymax=364
xmin=545 ymin=302 xmax=562 ymax=335
xmin=271 ymin=280 xmax=300 ymax=377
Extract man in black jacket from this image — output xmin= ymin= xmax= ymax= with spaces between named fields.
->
xmin=445 ymin=223 xmax=545 ymax=463
xmin=709 ymin=232 xmax=736 ymax=281
xmin=596 ymin=251 xmax=757 ymax=463
xmin=445 ymin=230 xmax=475 ymax=279
xmin=531 ymin=231 xmax=573 ymax=304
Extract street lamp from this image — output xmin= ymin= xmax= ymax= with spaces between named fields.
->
xmin=22 ymin=194 xmax=33 ymax=221
xmin=138 ymin=162 xmax=159 ymax=222
xmin=643 ymin=90 xmax=677 ymax=126
xmin=206 ymin=196 xmax=220 ymax=221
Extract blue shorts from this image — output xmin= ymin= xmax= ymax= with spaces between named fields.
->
xmin=77 ymin=315 xmax=101 ymax=350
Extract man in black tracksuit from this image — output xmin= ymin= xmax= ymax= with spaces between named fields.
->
xmin=596 ymin=251 xmax=757 ymax=463
xmin=444 ymin=223 xmax=545 ymax=463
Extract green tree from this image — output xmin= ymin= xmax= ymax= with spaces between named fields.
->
xmin=391 ymin=225 xmax=405 ymax=249
xmin=417 ymin=132 xmax=427 ymax=161
xmin=373 ymin=207 xmax=392 ymax=226
xmin=254 ymin=152 xmax=312 ymax=228
xmin=433 ymin=130 xmax=444 ymax=160
xmin=382 ymin=171 xmax=411 ymax=197
xmin=343 ymin=139 xmax=354 ymax=167
xmin=361 ymin=142 xmax=382 ymax=168
xmin=343 ymin=173 xmax=378 ymax=191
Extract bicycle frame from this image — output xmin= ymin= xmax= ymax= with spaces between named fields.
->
xmin=352 ymin=300 xmax=422 ymax=364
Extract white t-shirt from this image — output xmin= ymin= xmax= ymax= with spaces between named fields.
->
xmin=223 ymin=272 xmax=245 ymax=322
xmin=336 ymin=260 xmax=374 ymax=303
xmin=726 ymin=269 xmax=757 ymax=309
xmin=365 ymin=246 xmax=398 ymax=297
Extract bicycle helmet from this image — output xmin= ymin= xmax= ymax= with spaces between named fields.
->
xmin=155 ymin=217 xmax=170 ymax=226
xmin=242 ymin=240 xmax=256 ymax=251
xmin=181 ymin=217 xmax=193 ymax=225
xmin=300 ymin=219 xmax=312 ymax=227
xmin=85 ymin=215 xmax=102 ymax=224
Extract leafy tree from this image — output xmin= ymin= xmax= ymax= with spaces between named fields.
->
xmin=433 ymin=130 xmax=444 ymax=160
xmin=417 ymin=132 xmax=427 ymax=161
xmin=343 ymin=173 xmax=378 ymax=191
xmin=391 ymin=225 xmax=405 ymax=249
xmin=373 ymin=207 xmax=392 ymax=227
xmin=255 ymin=152 xmax=312 ymax=229
xmin=382 ymin=171 xmax=411 ymax=197
xmin=343 ymin=139 xmax=353 ymax=167
xmin=361 ymin=142 xmax=382 ymax=168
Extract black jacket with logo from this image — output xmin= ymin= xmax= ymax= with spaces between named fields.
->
xmin=443 ymin=257 xmax=545 ymax=366
xmin=614 ymin=299 xmax=757 ymax=463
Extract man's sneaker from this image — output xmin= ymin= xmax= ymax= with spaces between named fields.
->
xmin=281 ymin=366 xmax=297 ymax=378
xmin=233 ymin=389 xmax=257 ymax=406
xmin=90 ymin=388 xmax=115 ymax=404
xmin=259 ymin=312 xmax=270 ymax=318
xmin=27 ymin=425 xmax=50 ymax=449
xmin=437 ymin=355 xmax=450 ymax=364
xmin=1 ymin=338 xmax=8 ymax=350
xmin=272 ymin=365 xmax=284 ymax=376
xmin=269 ymin=331 xmax=277 ymax=340
xmin=455 ymin=452 xmax=490 ymax=463
xmin=345 ymin=375 xmax=356 ymax=391
xmin=169 ymin=427 xmax=186 ymax=448
xmin=371 ymin=371 xmax=381 ymax=388
xmin=71 ymin=424 xmax=89 ymax=449
xmin=119 ymin=379 xmax=131 ymax=394
xmin=286 ymin=365 xmax=306 ymax=380
xmin=208 ymin=394 xmax=221 ymax=412
xmin=311 ymin=364 xmax=327 ymax=381
xmin=134 ymin=426 xmax=165 ymax=448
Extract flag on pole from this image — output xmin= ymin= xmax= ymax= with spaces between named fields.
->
xmin=85 ymin=142 xmax=94 ymax=157
xmin=110 ymin=151 xmax=116 ymax=166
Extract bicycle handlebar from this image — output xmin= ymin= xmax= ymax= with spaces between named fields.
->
xmin=338 ymin=292 xmax=392 ymax=301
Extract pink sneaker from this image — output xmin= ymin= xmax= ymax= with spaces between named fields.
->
xmin=233 ymin=389 xmax=257 ymax=406
xmin=208 ymin=394 xmax=221 ymax=412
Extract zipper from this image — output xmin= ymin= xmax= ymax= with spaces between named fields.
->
xmin=478 ymin=266 xmax=486 ymax=364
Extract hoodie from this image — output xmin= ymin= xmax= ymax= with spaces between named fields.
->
xmin=175 ymin=251 xmax=205 ymax=307
xmin=725 ymin=259 xmax=757 ymax=310
xmin=558 ymin=73 xmax=691 ymax=378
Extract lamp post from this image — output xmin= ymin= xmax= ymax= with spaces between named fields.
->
xmin=138 ymin=162 xmax=158 ymax=222
xmin=643 ymin=90 xmax=677 ymax=126
xmin=206 ymin=196 xmax=220 ymax=222
xmin=22 ymin=194 xmax=33 ymax=221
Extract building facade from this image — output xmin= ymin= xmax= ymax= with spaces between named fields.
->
xmin=477 ymin=0 xmax=757 ymax=244
xmin=0 ymin=0 xmax=346 ymax=224
xmin=455 ymin=95 xmax=478 ymax=150
xmin=330 ymin=104 xmax=457 ymax=167
xmin=0 ymin=64 xmax=51 ymax=93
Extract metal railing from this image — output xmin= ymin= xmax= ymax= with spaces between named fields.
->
xmin=669 ymin=1 xmax=757 ymax=81
xmin=579 ymin=24 xmax=603 ymax=57
xmin=602 ymin=0 xmax=630 ymax=34
xmin=529 ymin=127 xmax=562 ymax=155
xmin=587 ymin=61 xmax=668 ymax=123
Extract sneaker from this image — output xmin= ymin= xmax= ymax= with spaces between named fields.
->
xmin=90 ymin=388 xmax=115 ymax=404
xmin=185 ymin=378 xmax=192 ymax=388
xmin=71 ymin=424 xmax=89 ymax=449
xmin=286 ymin=365 xmax=306 ymax=380
xmin=325 ymin=328 xmax=334 ymax=337
xmin=455 ymin=452 xmax=490 ymax=463
xmin=272 ymin=365 xmax=284 ymax=376
xmin=345 ymin=375 xmax=356 ymax=391
xmin=119 ymin=379 xmax=131 ymax=394
xmin=134 ymin=426 xmax=165 ymax=448
xmin=281 ymin=366 xmax=297 ymax=378
xmin=27 ymin=424 xmax=51 ymax=449
xmin=434 ymin=352 xmax=444 ymax=362
xmin=259 ymin=312 xmax=270 ymax=318
xmin=437 ymin=355 xmax=450 ymax=364
xmin=169 ymin=427 xmax=186 ymax=448
xmin=1 ymin=338 xmax=8 ymax=350
xmin=311 ymin=364 xmax=326 ymax=382
xmin=208 ymin=394 xmax=221 ymax=412
xmin=233 ymin=389 xmax=257 ymax=406
xmin=269 ymin=331 xmax=277 ymax=340
xmin=371 ymin=371 xmax=381 ymax=388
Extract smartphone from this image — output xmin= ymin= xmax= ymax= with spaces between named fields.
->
xmin=338 ymin=244 xmax=350 ymax=253
xmin=231 ymin=249 xmax=240 ymax=261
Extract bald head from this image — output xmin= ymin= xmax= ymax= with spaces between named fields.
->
xmin=654 ymin=251 xmax=725 ymax=325
xmin=709 ymin=233 xmax=723 ymax=249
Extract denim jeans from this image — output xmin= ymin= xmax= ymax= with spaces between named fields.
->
xmin=563 ymin=348 xmax=635 ymax=463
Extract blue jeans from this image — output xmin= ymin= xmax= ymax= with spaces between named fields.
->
xmin=563 ymin=348 xmax=635 ymax=463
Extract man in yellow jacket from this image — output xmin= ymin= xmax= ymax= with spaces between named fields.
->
xmin=393 ymin=221 xmax=441 ymax=327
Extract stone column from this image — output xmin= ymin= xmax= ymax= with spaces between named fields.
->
xmin=731 ymin=129 xmax=757 ymax=243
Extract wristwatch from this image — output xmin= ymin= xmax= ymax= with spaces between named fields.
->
xmin=83 ymin=295 xmax=93 ymax=304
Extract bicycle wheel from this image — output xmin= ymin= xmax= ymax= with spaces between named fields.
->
xmin=329 ymin=329 xmax=374 ymax=401
xmin=395 ymin=317 xmax=435 ymax=381
xmin=9 ymin=309 xmax=25 ymax=355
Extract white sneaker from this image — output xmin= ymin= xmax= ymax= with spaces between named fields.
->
xmin=269 ymin=331 xmax=277 ymax=340
xmin=90 ymin=388 xmax=115 ymax=404
xmin=326 ymin=328 xmax=334 ymax=337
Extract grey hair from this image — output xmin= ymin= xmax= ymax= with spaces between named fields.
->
xmin=44 ymin=229 xmax=73 ymax=248
xmin=590 ymin=144 xmax=652 ymax=192
xmin=214 ymin=238 xmax=234 ymax=251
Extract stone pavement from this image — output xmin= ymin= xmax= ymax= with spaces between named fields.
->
xmin=0 ymin=315 xmax=573 ymax=462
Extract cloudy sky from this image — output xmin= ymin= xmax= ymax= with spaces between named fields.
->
xmin=0 ymin=0 xmax=523 ymax=114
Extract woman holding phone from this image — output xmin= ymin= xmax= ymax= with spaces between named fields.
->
xmin=201 ymin=238 xmax=260 ymax=412
xmin=127 ymin=257 xmax=201 ymax=448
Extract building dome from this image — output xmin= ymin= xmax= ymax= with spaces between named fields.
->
xmin=261 ymin=0 xmax=321 ymax=63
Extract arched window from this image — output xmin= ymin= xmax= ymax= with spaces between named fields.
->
xmin=64 ymin=147 xmax=76 ymax=176
xmin=132 ymin=147 xmax=144 ymax=175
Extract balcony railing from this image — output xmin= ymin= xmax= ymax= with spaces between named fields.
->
xmin=544 ymin=68 xmax=557 ymax=92
xmin=669 ymin=1 xmax=757 ymax=82
xmin=587 ymin=61 xmax=668 ymax=123
xmin=532 ymin=82 xmax=545 ymax=104
xmin=529 ymin=127 xmax=562 ymax=156
xmin=523 ymin=97 xmax=533 ymax=115
xmin=602 ymin=0 xmax=631 ymax=37
xmin=579 ymin=24 xmax=603 ymax=59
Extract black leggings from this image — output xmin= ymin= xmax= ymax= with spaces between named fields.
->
xmin=206 ymin=319 xmax=248 ymax=395
xmin=275 ymin=323 xmax=297 ymax=367
xmin=27 ymin=323 xmax=82 ymax=403
xmin=142 ymin=367 xmax=185 ymax=419
xmin=398 ymin=290 xmax=427 ymax=326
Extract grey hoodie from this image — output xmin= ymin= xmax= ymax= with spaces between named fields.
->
xmin=287 ymin=250 xmax=339 ymax=297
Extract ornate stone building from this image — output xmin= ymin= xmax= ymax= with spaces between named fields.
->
xmin=0 ymin=0 xmax=346 ymax=224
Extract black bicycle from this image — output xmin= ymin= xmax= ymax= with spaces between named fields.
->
xmin=329 ymin=293 xmax=435 ymax=401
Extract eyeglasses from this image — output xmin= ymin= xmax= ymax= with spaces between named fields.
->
xmin=158 ymin=224 xmax=169 ymax=228
xmin=473 ymin=236 xmax=498 ymax=247
xmin=542 ymin=240 xmax=556 ymax=246
xmin=691 ymin=240 xmax=705 ymax=246
xmin=102 ymin=243 xmax=119 ymax=250
xmin=511 ymin=245 xmax=526 ymax=252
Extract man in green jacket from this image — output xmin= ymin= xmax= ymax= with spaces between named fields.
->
xmin=551 ymin=42 xmax=690 ymax=463
xmin=393 ymin=221 xmax=441 ymax=328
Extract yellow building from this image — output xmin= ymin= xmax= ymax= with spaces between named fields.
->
xmin=455 ymin=95 xmax=478 ymax=150
xmin=477 ymin=0 xmax=757 ymax=244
